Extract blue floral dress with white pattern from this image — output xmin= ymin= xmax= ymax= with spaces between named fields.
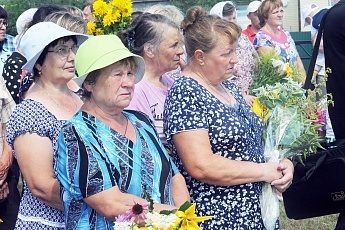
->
xmin=6 ymin=99 xmax=65 ymax=229
xmin=55 ymin=110 xmax=179 ymax=229
xmin=164 ymin=76 xmax=270 ymax=229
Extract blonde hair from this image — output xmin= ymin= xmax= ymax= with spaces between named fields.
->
xmin=64 ymin=5 xmax=84 ymax=18
xmin=145 ymin=4 xmax=184 ymax=27
xmin=44 ymin=11 xmax=87 ymax=34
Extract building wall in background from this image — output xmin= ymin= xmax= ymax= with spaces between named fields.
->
xmin=132 ymin=0 xmax=333 ymax=32
xmin=282 ymin=0 xmax=299 ymax=32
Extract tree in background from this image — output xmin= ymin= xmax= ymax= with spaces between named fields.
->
xmin=2 ymin=0 xmax=84 ymax=35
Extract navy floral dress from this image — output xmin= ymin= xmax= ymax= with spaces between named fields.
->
xmin=6 ymin=99 xmax=65 ymax=229
xmin=164 ymin=76 xmax=269 ymax=229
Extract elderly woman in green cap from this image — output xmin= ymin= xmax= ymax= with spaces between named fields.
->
xmin=55 ymin=35 xmax=189 ymax=229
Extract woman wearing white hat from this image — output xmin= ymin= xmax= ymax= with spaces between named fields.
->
xmin=55 ymin=35 xmax=189 ymax=229
xmin=6 ymin=22 xmax=88 ymax=229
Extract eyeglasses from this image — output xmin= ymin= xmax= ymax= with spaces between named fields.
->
xmin=47 ymin=44 xmax=78 ymax=58
xmin=0 ymin=19 xmax=8 ymax=28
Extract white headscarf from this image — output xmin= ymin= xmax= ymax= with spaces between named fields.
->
xmin=209 ymin=1 xmax=235 ymax=18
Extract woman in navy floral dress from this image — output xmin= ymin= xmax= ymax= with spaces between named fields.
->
xmin=164 ymin=6 xmax=294 ymax=229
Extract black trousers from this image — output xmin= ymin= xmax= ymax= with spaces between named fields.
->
xmin=0 ymin=170 xmax=20 ymax=230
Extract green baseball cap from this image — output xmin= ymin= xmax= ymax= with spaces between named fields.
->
xmin=74 ymin=35 xmax=145 ymax=87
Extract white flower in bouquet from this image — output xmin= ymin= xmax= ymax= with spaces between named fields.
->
xmin=114 ymin=222 xmax=138 ymax=230
xmin=145 ymin=212 xmax=178 ymax=229
xmin=271 ymin=59 xmax=286 ymax=75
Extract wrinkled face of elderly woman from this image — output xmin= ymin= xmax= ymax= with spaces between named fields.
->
xmin=84 ymin=58 xmax=137 ymax=109
xmin=154 ymin=25 xmax=184 ymax=74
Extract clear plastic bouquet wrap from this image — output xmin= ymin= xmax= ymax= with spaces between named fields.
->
xmin=250 ymin=52 xmax=332 ymax=229
xmin=259 ymin=105 xmax=304 ymax=230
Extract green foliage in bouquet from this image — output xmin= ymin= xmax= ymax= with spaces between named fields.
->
xmin=252 ymin=77 xmax=331 ymax=163
xmin=249 ymin=51 xmax=303 ymax=94
xmin=250 ymin=52 xmax=332 ymax=230
xmin=250 ymin=50 xmax=334 ymax=163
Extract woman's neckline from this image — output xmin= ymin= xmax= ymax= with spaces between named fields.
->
xmin=80 ymin=110 xmax=138 ymax=144
xmin=23 ymin=99 xmax=68 ymax=122
xmin=185 ymin=75 xmax=238 ymax=108
xmin=262 ymin=25 xmax=281 ymax=39
xmin=140 ymin=75 xmax=173 ymax=91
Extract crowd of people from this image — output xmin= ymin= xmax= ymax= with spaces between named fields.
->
xmin=0 ymin=0 xmax=344 ymax=229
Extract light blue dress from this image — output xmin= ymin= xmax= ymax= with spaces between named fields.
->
xmin=56 ymin=110 xmax=178 ymax=229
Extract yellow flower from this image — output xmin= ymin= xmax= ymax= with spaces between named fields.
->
xmin=112 ymin=0 xmax=133 ymax=17
xmin=251 ymin=97 xmax=269 ymax=120
xmin=175 ymin=203 xmax=212 ymax=230
xmin=102 ymin=10 xmax=115 ymax=27
xmin=95 ymin=28 xmax=105 ymax=35
xmin=93 ymin=0 xmax=108 ymax=17
xmin=87 ymin=21 xmax=96 ymax=35
xmin=89 ymin=0 xmax=133 ymax=35
xmin=285 ymin=63 xmax=293 ymax=77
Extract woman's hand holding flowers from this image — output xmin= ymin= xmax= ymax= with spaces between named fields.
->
xmin=261 ymin=162 xmax=284 ymax=183
xmin=271 ymin=158 xmax=294 ymax=193
xmin=243 ymin=94 xmax=256 ymax=107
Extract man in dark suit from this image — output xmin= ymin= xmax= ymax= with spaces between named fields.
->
xmin=323 ymin=1 xmax=345 ymax=229
xmin=324 ymin=0 xmax=345 ymax=140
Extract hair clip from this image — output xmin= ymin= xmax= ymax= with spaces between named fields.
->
xmin=126 ymin=30 xmax=135 ymax=49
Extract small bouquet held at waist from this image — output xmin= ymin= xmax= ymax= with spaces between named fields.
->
xmin=250 ymin=51 xmax=332 ymax=230
xmin=114 ymin=192 xmax=212 ymax=230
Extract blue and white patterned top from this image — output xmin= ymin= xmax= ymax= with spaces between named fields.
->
xmin=2 ymin=34 xmax=16 ymax=53
xmin=164 ymin=76 xmax=268 ymax=229
xmin=6 ymin=99 xmax=65 ymax=229
xmin=55 ymin=110 xmax=179 ymax=229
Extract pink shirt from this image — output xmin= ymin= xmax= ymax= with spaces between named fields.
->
xmin=127 ymin=75 xmax=174 ymax=145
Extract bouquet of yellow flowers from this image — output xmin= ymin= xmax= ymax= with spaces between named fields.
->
xmin=250 ymin=52 xmax=332 ymax=230
xmin=87 ymin=0 xmax=133 ymax=35
xmin=114 ymin=192 xmax=212 ymax=230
